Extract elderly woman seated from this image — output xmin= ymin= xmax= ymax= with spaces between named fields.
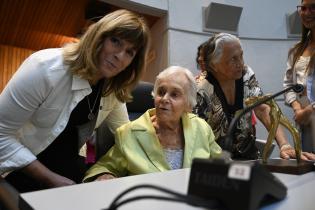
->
xmin=83 ymin=66 xmax=222 ymax=182
xmin=193 ymin=32 xmax=315 ymax=160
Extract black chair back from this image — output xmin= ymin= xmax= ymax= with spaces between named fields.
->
xmin=126 ymin=81 xmax=154 ymax=120
xmin=95 ymin=81 xmax=154 ymax=159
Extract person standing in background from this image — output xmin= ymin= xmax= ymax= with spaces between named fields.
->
xmin=195 ymin=41 xmax=207 ymax=82
xmin=284 ymin=0 xmax=315 ymax=153
xmin=0 ymin=9 xmax=150 ymax=192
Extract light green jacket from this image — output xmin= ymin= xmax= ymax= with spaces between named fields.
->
xmin=83 ymin=109 xmax=222 ymax=182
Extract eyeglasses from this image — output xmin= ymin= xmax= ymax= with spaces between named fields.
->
xmin=297 ymin=4 xmax=315 ymax=13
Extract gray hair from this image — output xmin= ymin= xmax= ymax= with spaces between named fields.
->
xmin=152 ymin=66 xmax=197 ymax=108
xmin=211 ymin=33 xmax=241 ymax=64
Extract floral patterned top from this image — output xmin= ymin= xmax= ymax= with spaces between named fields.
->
xmin=193 ymin=66 xmax=263 ymax=159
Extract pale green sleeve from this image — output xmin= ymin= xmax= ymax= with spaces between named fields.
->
xmin=83 ymin=132 xmax=128 ymax=182
xmin=208 ymin=125 xmax=222 ymax=158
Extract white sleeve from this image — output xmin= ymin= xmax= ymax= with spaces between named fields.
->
xmin=0 ymin=54 xmax=51 ymax=174
xmin=283 ymin=55 xmax=296 ymax=105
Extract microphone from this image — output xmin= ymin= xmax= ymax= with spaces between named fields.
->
xmin=292 ymin=84 xmax=304 ymax=93
xmin=223 ymin=84 xmax=304 ymax=151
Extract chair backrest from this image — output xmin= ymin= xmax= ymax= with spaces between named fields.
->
xmin=126 ymin=81 xmax=154 ymax=120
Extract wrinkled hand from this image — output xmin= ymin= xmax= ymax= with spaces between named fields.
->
xmin=280 ymin=147 xmax=315 ymax=161
xmin=294 ymin=105 xmax=313 ymax=125
xmin=96 ymin=173 xmax=116 ymax=181
xmin=280 ymin=147 xmax=295 ymax=160
xmin=301 ymin=152 xmax=315 ymax=160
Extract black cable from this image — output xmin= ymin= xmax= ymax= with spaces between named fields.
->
xmin=108 ymin=184 xmax=186 ymax=205
xmin=104 ymin=195 xmax=186 ymax=210
xmin=103 ymin=184 xmax=222 ymax=210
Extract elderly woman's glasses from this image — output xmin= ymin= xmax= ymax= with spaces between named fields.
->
xmin=297 ymin=4 xmax=315 ymax=13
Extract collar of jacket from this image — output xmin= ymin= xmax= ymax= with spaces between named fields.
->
xmin=130 ymin=108 xmax=198 ymax=171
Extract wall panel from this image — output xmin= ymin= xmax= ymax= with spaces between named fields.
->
xmin=0 ymin=45 xmax=34 ymax=92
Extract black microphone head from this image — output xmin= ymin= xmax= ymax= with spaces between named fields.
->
xmin=293 ymin=84 xmax=304 ymax=93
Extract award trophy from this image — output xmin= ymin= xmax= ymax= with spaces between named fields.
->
xmin=245 ymin=95 xmax=314 ymax=174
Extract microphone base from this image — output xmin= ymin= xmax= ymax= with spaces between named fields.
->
xmin=188 ymin=158 xmax=287 ymax=210
xmin=258 ymin=159 xmax=315 ymax=175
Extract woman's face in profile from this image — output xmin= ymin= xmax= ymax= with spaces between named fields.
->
xmin=198 ymin=51 xmax=206 ymax=72
xmin=299 ymin=0 xmax=315 ymax=29
xmin=154 ymin=73 xmax=189 ymax=123
xmin=212 ymin=41 xmax=244 ymax=81
xmin=96 ymin=36 xmax=137 ymax=79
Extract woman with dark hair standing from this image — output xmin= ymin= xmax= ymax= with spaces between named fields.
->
xmin=0 ymin=9 xmax=150 ymax=192
xmin=195 ymin=41 xmax=207 ymax=82
xmin=284 ymin=0 xmax=315 ymax=153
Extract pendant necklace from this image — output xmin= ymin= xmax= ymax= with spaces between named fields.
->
xmin=87 ymin=85 xmax=102 ymax=121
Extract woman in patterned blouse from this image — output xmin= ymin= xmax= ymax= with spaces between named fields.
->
xmin=193 ymin=33 xmax=314 ymax=160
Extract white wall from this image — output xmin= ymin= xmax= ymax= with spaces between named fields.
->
xmin=166 ymin=0 xmax=300 ymax=71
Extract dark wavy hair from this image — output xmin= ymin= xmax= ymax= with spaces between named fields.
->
xmin=196 ymin=41 xmax=207 ymax=69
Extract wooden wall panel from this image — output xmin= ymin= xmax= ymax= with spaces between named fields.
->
xmin=0 ymin=0 xmax=159 ymax=92
xmin=0 ymin=45 xmax=34 ymax=92
xmin=0 ymin=0 xmax=87 ymax=50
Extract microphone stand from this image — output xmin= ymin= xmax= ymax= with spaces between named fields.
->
xmin=224 ymin=84 xmax=314 ymax=174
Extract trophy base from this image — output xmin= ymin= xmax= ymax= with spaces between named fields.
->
xmin=258 ymin=159 xmax=315 ymax=175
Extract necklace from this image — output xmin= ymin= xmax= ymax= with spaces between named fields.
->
xmin=86 ymin=85 xmax=102 ymax=121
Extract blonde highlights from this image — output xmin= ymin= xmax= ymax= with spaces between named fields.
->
xmin=63 ymin=9 xmax=150 ymax=102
